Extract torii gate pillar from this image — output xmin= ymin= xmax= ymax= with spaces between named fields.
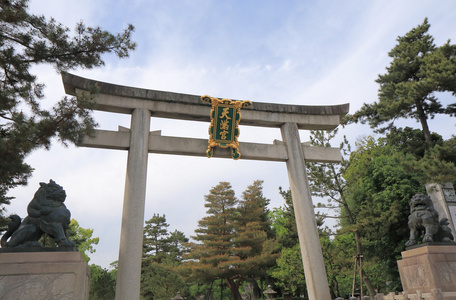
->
xmin=61 ymin=72 xmax=349 ymax=300
xmin=281 ymin=122 xmax=331 ymax=300
xmin=116 ymin=108 xmax=151 ymax=300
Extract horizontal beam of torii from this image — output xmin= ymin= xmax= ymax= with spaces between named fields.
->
xmin=62 ymin=72 xmax=349 ymax=300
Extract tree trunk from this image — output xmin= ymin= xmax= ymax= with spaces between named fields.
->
xmin=353 ymin=230 xmax=377 ymax=298
xmin=415 ymin=100 xmax=432 ymax=144
xmin=342 ymin=197 xmax=377 ymax=299
xmin=331 ymin=165 xmax=377 ymax=298
xmin=362 ymin=269 xmax=377 ymax=300
xmin=246 ymin=278 xmax=262 ymax=299
xmin=226 ymin=278 xmax=242 ymax=300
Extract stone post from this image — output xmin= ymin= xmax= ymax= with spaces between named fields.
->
xmin=115 ymin=108 xmax=151 ymax=300
xmin=425 ymin=183 xmax=456 ymax=234
xmin=280 ymin=122 xmax=331 ymax=300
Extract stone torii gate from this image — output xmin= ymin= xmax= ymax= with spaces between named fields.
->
xmin=62 ymin=72 xmax=349 ymax=300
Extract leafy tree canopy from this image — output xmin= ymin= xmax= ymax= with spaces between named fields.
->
xmin=40 ymin=218 xmax=99 ymax=262
xmin=344 ymin=137 xmax=425 ymax=290
xmin=268 ymin=244 xmax=305 ymax=296
xmin=89 ymin=264 xmax=116 ymax=300
xmin=141 ymin=259 xmax=188 ymax=300
xmin=0 ymin=0 xmax=136 ymax=210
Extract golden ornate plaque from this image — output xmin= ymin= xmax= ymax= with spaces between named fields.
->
xmin=201 ymin=95 xmax=252 ymax=159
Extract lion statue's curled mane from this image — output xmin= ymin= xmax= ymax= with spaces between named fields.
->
xmin=1 ymin=179 xmax=75 ymax=248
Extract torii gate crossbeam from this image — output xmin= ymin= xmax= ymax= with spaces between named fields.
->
xmin=62 ymin=72 xmax=349 ymax=300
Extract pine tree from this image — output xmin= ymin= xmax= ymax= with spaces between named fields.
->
xmin=141 ymin=214 xmax=190 ymax=298
xmin=352 ymin=18 xmax=456 ymax=143
xmin=184 ymin=182 xmax=241 ymax=299
xmin=143 ymin=214 xmax=170 ymax=263
xmin=167 ymin=229 xmax=189 ymax=263
xmin=237 ymin=180 xmax=273 ymax=237
xmin=269 ymin=187 xmax=298 ymax=249
xmin=233 ymin=180 xmax=277 ymax=298
xmin=0 ymin=0 xmax=136 ymax=215
xmin=182 ymin=181 xmax=277 ymax=300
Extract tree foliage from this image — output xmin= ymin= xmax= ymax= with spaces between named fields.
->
xmin=302 ymin=128 xmax=452 ymax=296
xmin=141 ymin=259 xmax=188 ymax=300
xmin=181 ymin=181 xmax=277 ymax=300
xmin=0 ymin=0 xmax=136 ymax=211
xmin=68 ymin=219 xmax=99 ymax=262
xmin=384 ymin=128 xmax=456 ymax=183
xmin=141 ymin=214 xmax=189 ymax=299
xmin=268 ymin=244 xmax=305 ymax=295
xmin=143 ymin=214 xmax=190 ymax=263
xmin=269 ymin=187 xmax=298 ymax=249
xmin=89 ymin=264 xmax=116 ymax=300
xmin=344 ymin=137 xmax=425 ymax=291
xmin=305 ymin=129 xmax=376 ymax=298
xmin=143 ymin=214 xmax=170 ymax=262
xmin=40 ymin=218 xmax=99 ymax=262
xmin=351 ymin=18 xmax=456 ymax=143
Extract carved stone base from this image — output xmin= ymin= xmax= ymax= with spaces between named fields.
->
xmin=0 ymin=251 xmax=89 ymax=300
xmin=397 ymin=245 xmax=456 ymax=299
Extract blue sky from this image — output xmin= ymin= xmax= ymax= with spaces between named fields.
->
xmin=7 ymin=0 xmax=456 ymax=267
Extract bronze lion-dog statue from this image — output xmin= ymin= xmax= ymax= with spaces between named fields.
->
xmin=405 ymin=193 xmax=454 ymax=247
xmin=1 ymin=180 xmax=75 ymax=248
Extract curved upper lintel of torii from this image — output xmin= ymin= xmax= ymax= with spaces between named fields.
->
xmin=61 ymin=72 xmax=349 ymax=131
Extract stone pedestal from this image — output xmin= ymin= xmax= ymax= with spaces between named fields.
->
xmin=0 ymin=251 xmax=89 ymax=300
xmin=397 ymin=245 xmax=456 ymax=299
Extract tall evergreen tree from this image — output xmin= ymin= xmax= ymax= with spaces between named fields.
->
xmin=167 ymin=229 xmax=189 ymax=264
xmin=141 ymin=214 xmax=189 ymax=299
xmin=233 ymin=180 xmax=277 ymax=298
xmin=183 ymin=182 xmax=241 ymax=299
xmin=143 ymin=214 xmax=170 ymax=263
xmin=237 ymin=180 xmax=272 ymax=237
xmin=269 ymin=187 xmax=298 ymax=249
xmin=182 ymin=181 xmax=277 ymax=300
xmin=0 ymin=0 xmax=136 ymax=215
xmin=352 ymin=18 xmax=456 ymax=143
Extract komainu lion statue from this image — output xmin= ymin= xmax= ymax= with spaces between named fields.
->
xmin=405 ymin=193 xmax=454 ymax=247
xmin=1 ymin=180 xmax=75 ymax=248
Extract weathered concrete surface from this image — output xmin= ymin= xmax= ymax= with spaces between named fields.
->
xmin=80 ymin=128 xmax=343 ymax=163
xmin=281 ymin=122 xmax=332 ymax=300
xmin=62 ymin=72 xmax=349 ymax=130
xmin=398 ymin=245 xmax=456 ymax=299
xmin=115 ymin=108 xmax=151 ymax=300
xmin=0 ymin=251 xmax=89 ymax=300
